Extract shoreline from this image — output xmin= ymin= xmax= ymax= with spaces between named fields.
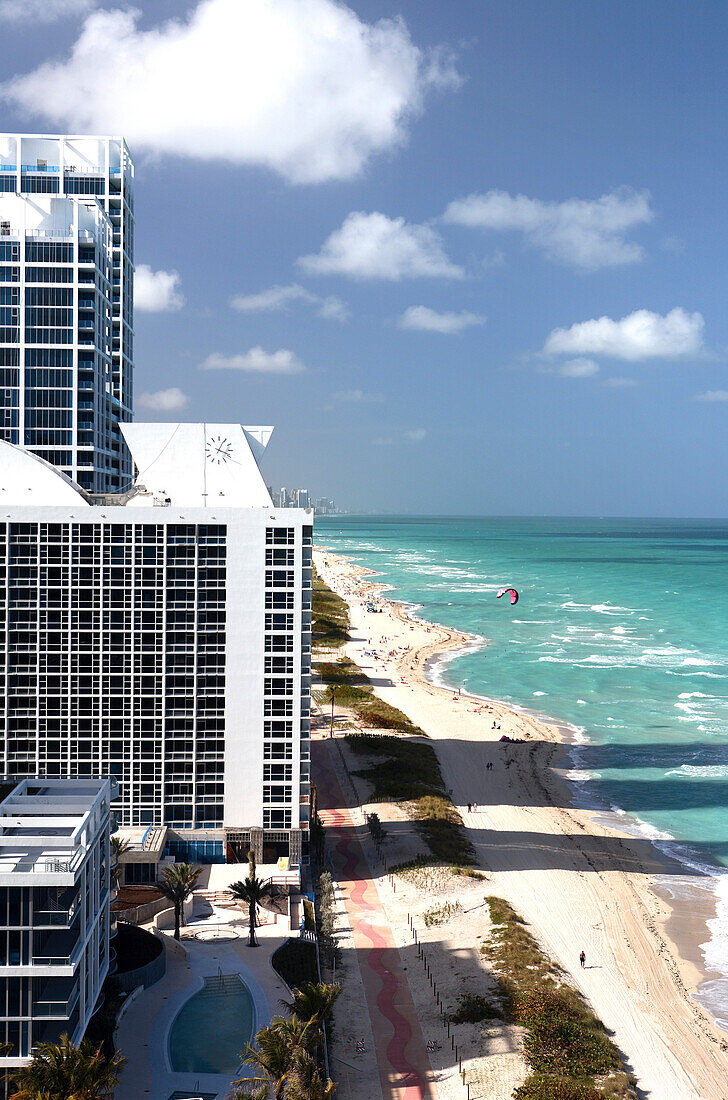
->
xmin=323 ymin=548 xmax=728 ymax=1013
xmin=315 ymin=546 xmax=728 ymax=1098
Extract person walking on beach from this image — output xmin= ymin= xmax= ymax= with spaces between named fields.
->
xmin=579 ymin=950 xmax=586 ymax=969
xmin=467 ymin=802 xmax=472 ymax=813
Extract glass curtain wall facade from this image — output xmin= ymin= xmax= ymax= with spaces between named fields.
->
xmin=0 ymin=134 xmax=134 ymax=492
xmin=0 ymin=520 xmax=226 ymax=829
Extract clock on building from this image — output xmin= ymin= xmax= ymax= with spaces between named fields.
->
xmin=205 ymin=434 xmax=234 ymax=465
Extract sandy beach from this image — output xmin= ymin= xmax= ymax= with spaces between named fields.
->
xmin=315 ymin=548 xmax=728 ymax=1100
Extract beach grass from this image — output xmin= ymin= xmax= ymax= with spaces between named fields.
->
xmin=345 ymin=732 xmax=475 ymax=865
xmin=315 ymin=656 xmax=425 ymax=735
xmin=482 ymin=897 xmax=637 ymax=1100
xmin=312 ymin=569 xmax=351 ymax=648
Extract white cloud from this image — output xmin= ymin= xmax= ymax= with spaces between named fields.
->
xmin=135 ymin=265 xmax=184 ymax=312
xmin=230 ymin=283 xmax=348 ymax=321
xmin=558 ymin=358 xmax=599 ymax=378
xmin=136 ymin=387 xmax=189 ymax=412
xmin=443 ymin=187 xmax=653 ymax=270
xmin=399 ymin=305 xmax=485 ymax=334
xmin=694 ymin=390 xmax=728 ymax=403
xmin=201 ymin=347 xmax=305 ymax=374
xmin=544 ymin=308 xmax=704 ymax=361
xmin=332 ymin=389 xmax=384 ymax=403
xmin=405 ymin=428 xmax=427 ymax=441
xmin=0 ymin=0 xmax=96 ymax=22
xmin=604 ymin=377 xmax=638 ymax=389
xmin=317 ymin=296 xmax=350 ymax=322
xmin=299 ymin=212 xmax=463 ymax=280
xmin=230 ymin=284 xmax=310 ymax=312
xmin=2 ymin=0 xmax=459 ymax=185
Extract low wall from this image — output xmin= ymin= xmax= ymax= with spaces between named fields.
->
xmin=116 ymin=944 xmax=166 ymax=993
xmin=113 ymin=894 xmax=169 ymax=926
xmin=114 ymin=926 xmax=166 ymax=993
xmin=153 ymin=894 xmax=194 ymax=931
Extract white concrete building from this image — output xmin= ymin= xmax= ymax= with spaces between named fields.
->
xmin=0 ymin=134 xmax=134 ymax=492
xmin=0 ymin=777 xmax=114 ymax=1068
xmin=0 ymin=424 xmax=312 ymax=866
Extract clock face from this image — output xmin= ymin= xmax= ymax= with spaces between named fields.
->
xmin=205 ymin=434 xmax=234 ymax=465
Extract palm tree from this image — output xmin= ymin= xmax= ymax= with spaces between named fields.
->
xmin=228 ymin=1079 xmax=269 ymax=1100
xmin=284 ymin=1048 xmax=337 ymax=1100
xmin=110 ymin=835 xmax=132 ymax=889
xmin=230 ymin=850 xmax=273 ymax=947
xmin=9 ymin=1035 xmax=124 ymax=1100
xmin=157 ymin=862 xmax=201 ymax=940
xmin=280 ymin=982 xmax=341 ymax=1031
xmin=242 ymin=1015 xmax=319 ymax=1100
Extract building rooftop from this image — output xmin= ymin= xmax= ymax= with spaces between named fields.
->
xmin=120 ymin=423 xmax=274 ymax=508
xmin=0 ymin=779 xmax=114 ymax=882
xmin=0 ymin=424 xmax=276 ymax=510
xmin=0 ymin=441 xmax=90 ymax=506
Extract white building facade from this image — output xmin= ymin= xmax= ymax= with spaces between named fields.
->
xmin=0 ymin=425 xmax=312 ymax=866
xmin=0 ymin=778 xmax=114 ymax=1069
xmin=0 ymin=134 xmax=134 ymax=493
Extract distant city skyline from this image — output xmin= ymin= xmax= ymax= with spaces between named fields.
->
xmin=1 ymin=2 xmax=726 ymax=516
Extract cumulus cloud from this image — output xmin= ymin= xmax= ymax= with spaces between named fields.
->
xmin=0 ymin=0 xmax=96 ymax=22
xmin=694 ymin=390 xmax=728 ymax=402
xmin=557 ymin=358 xmax=599 ymax=378
xmin=136 ymin=387 xmax=189 ymax=412
xmin=399 ymin=305 xmax=484 ymax=334
xmin=201 ymin=348 xmax=305 ymax=374
xmin=230 ymin=283 xmax=348 ymax=321
xmin=405 ymin=428 xmax=427 ymax=441
xmin=443 ymin=187 xmax=653 ymax=270
xmin=2 ymin=0 xmax=459 ymax=185
xmin=299 ymin=212 xmax=463 ymax=280
xmin=135 ymin=265 xmax=184 ymax=312
xmin=544 ymin=308 xmax=704 ymax=361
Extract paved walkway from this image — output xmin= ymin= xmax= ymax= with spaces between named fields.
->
xmin=315 ymin=739 xmax=438 ymax=1100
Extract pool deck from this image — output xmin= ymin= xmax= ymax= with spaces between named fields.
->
xmin=114 ymin=903 xmax=292 ymax=1100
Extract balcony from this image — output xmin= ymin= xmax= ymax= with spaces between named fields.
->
xmin=33 ymin=982 xmax=80 ymax=1018
xmin=34 ymin=901 xmax=79 ymax=929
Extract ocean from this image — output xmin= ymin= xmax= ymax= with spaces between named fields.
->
xmin=315 ymin=515 xmax=728 ymax=1024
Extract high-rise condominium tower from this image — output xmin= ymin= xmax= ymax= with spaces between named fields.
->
xmin=0 ymin=134 xmax=134 ymax=493
xmin=0 ymin=425 xmax=312 ymax=867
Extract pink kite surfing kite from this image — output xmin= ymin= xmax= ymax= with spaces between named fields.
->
xmin=496 ymin=586 xmax=519 ymax=605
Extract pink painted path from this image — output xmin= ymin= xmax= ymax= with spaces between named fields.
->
xmin=314 ymin=739 xmax=438 ymax=1100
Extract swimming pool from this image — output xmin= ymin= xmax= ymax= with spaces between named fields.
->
xmin=168 ymin=974 xmax=254 ymax=1075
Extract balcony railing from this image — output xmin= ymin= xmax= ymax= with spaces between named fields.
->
xmin=34 ymin=899 xmax=79 ymax=928
xmin=33 ymin=983 xmax=80 ymax=1017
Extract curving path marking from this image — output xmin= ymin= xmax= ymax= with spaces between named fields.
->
xmin=315 ymin=742 xmax=437 ymax=1099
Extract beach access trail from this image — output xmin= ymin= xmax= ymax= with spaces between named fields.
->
xmin=315 ymin=550 xmax=728 ymax=1100
xmin=315 ymin=742 xmax=436 ymax=1099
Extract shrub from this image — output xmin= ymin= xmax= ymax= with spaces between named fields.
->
xmin=513 ymin=1075 xmax=602 ymax=1100
xmin=272 ymin=939 xmax=318 ymax=990
xmin=423 ymin=900 xmax=462 ymax=927
xmin=450 ymin=992 xmax=501 ymax=1024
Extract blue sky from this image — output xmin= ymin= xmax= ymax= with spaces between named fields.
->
xmin=1 ymin=0 xmax=727 ymax=516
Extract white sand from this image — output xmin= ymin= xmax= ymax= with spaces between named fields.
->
xmin=316 ymin=550 xmax=728 ymax=1100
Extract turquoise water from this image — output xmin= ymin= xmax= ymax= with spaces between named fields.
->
xmin=316 ymin=516 xmax=728 ymax=1017
xmin=169 ymin=976 xmax=253 ymax=1074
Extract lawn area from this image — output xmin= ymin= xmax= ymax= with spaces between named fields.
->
xmin=272 ymin=939 xmax=319 ymax=990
